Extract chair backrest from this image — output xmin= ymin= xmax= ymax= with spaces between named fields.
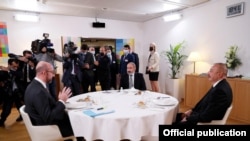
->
xmin=198 ymin=105 xmax=233 ymax=125
xmin=20 ymin=105 xmax=75 ymax=141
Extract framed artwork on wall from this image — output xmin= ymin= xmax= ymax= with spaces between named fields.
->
xmin=226 ymin=2 xmax=245 ymax=18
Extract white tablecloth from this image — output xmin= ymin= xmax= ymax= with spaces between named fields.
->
xmin=67 ymin=89 xmax=179 ymax=141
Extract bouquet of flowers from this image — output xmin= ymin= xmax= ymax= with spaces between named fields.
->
xmin=225 ymin=45 xmax=242 ymax=70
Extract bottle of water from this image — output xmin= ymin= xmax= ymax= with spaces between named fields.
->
xmin=120 ymin=87 xmax=123 ymax=93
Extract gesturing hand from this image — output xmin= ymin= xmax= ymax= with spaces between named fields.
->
xmin=58 ymin=87 xmax=72 ymax=102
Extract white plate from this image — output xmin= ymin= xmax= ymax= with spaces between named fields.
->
xmin=65 ymin=102 xmax=88 ymax=109
xmin=152 ymin=99 xmax=176 ymax=106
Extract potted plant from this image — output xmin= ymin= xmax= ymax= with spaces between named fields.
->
xmin=162 ymin=41 xmax=187 ymax=79
xmin=225 ymin=45 xmax=242 ymax=76
xmin=162 ymin=41 xmax=187 ymax=101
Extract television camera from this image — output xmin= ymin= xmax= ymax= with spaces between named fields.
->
xmin=31 ymin=33 xmax=54 ymax=54
xmin=63 ymin=41 xmax=78 ymax=58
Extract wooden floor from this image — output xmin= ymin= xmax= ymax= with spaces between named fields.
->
xmin=0 ymin=99 xmax=248 ymax=141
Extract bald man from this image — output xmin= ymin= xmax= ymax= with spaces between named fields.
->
xmin=24 ymin=61 xmax=84 ymax=140
xmin=173 ymin=63 xmax=233 ymax=125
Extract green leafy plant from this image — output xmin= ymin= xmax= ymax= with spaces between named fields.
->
xmin=225 ymin=45 xmax=242 ymax=70
xmin=162 ymin=41 xmax=187 ymax=79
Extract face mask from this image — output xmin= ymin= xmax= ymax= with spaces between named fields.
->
xmin=107 ymin=52 xmax=111 ymax=56
xmin=90 ymin=51 xmax=95 ymax=54
xmin=149 ymin=47 xmax=154 ymax=51
xmin=100 ymin=53 xmax=104 ymax=56
xmin=123 ymin=50 xmax=129 ymax=55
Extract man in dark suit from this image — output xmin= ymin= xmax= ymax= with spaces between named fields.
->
xmin=0 ymin=59 xmax=24 ymax=126
xmin=62 ymin=44 xmax=83 ymax=96
xmin=95 ymin=46 xmax=111 ymax=90
xmin=119 ymin=44 xmax=134 ymax=75
xmin=107 ymin=46 xmax=118 ymax=89
xmin=24 ymin=61 xmax=84 ymax=141
xmin=120 ymin=62 xmax=146 ymax=91
xmin=173 ymin=63 xmax=233 ymax=125
xmin=80 ymin=44 xmax=95 ymax=93
xmin=130 ymin=49 xmax=139 ymax=73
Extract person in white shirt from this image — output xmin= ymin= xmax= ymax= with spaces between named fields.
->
xmin=147 ymin=42 xmax=160 ymax=92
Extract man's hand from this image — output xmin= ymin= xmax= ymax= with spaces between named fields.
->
xmin=58 ymin=87 xmax=72 ymax=102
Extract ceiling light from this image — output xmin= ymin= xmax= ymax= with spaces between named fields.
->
xmin=14 ymin=14 xmax=39 ymax=22
xmin=163 ymin=13 xmax=182 ymax=22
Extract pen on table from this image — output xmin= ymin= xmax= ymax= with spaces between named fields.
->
xmin=97 ymin=107 xmax=104 ymax=110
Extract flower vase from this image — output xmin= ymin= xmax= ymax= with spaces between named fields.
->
xmin=227 ymin=69 xmax=235 ymax=77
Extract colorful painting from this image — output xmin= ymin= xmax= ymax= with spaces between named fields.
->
xmin=0 ymin=22 xmax=9 ymax=63
xmin=115 ymin=38 xmax=134 ymax=61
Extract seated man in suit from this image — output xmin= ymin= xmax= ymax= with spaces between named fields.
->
xmin=173 ymin=63 xmax=233 ymax=125
xmin=24 ymin=61 xmax=84 ymax=141
xmin=120 ymin=62 xmax=146 ymax=91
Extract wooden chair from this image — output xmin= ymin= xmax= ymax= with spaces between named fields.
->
xmin=198 ymin=105 xmax=233 ymax=125
xmin=20 ymin=105 xmax=76 ymax=141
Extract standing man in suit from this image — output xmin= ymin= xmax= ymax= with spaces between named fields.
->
xmin=107 ymin=46 xmax=118 ymax=90
xmin=120 ymin=62 xmax=146 ymax=91
xmin=62 ymin=43 xmax=83 ymax=96
xmin=95 ymin=46 xmax=111 ymax=90
xmin=79 ymin=44 xmax=95 ymax=93
xmin=130 ymin=48 xmax=139 ymax=73
xmin=24 ymin=61 xmax=84 ymax=141
xmin=119 ymin=44 xmax=134 ymax=75
xmin=173 ymin=63 xmax=233 ymax=125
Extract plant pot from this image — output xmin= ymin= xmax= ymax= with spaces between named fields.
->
xmin=165 ymin=78 xmax=184 ymax=102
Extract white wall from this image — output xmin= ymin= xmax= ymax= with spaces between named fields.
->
xmin=1 ymin=0 xmax=250 ymax=93
xmin=0 ymin=10 xmax=143 ymax=75
xmin=142 ymin=0 xmax=250 ymax=93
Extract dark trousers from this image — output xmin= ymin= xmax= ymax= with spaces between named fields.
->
xmin=71 ymin=75 xmax=82 ymax=96
xmin=172 ymin=113 xmax=197 ymax=125
xmin=82 ymin=71 xmax=96 ymax=93
xmin=0 ymin=90 xmax=23 ymax=123
xmin=110 ymin=72 xmax=117 ymax=89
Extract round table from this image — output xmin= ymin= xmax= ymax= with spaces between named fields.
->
xmin=67 ymin=89 xmax=179 ymax=141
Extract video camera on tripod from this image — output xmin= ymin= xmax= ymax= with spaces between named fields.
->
xmin=31 ymin=33 xmax=54 ymax=54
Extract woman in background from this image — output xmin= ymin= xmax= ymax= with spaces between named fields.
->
xmin=147 ymin=42 xmax=160 ymax=92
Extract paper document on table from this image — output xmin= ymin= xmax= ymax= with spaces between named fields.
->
xmin=83 ymin=109 xmax=115 ymax=117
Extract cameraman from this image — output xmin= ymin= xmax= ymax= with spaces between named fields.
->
xmin=62 ymin=42 xmax=83 ymax=96
xmin=0 ymin=59 xmax=24 ymax=127
xmin=34 ymin=44 xmax=63 ymax=100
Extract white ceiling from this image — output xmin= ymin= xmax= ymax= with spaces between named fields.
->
xmin=0 ymin=0 xmax=210 ymax=22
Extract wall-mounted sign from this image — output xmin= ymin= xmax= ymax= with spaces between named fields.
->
xmin=227 ymin=2 xmax=245 ymax=18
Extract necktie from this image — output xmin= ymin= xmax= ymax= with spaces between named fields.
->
xmin=129 ymin=75 xmax=133 ymax=88
xmin=27 ymin=64 xmax=30 ymax=82
xmin=108 ymin=55 xmax=112 ymax=64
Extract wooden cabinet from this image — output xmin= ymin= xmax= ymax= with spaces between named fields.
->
xmin=185 ymin=74 xmax=250 ymax=123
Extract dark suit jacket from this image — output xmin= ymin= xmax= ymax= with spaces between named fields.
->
xmin=81 ymin=52 xmax=95 ymax=78
xmin=110 ymin=52 xmax=118 ymax=74
xmin=131 ymin=52 xmax=139 ymax=72
xmin=187 ymin=79 xmax=233 ymax=123
xmin=62 ymin=56 xmax=83 ymax=84
xmin=120 ymin=72 xmax=146 ymax=91
xmin=24 ymin=79 xmax=73 ymax=137
xmin=119 ymin=53 xmax=134 ymax=75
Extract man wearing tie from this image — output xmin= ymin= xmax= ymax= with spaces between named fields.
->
xmin=120 ymin=62 xmax=146 ymax=91
xmin=173 ymin=63 xmax=233 ymax=125
xmin=107 ymin=46 xmax=118 ymax=90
